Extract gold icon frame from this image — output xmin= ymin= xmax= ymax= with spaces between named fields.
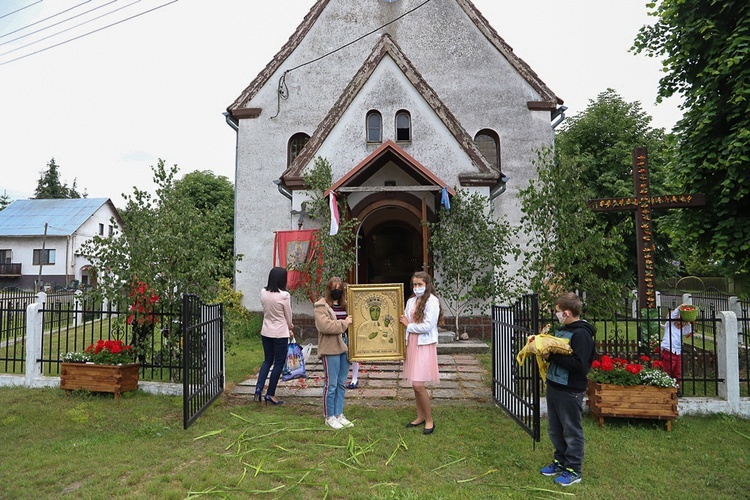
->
xmin=346 ymin=283 xmax=405 ymax=361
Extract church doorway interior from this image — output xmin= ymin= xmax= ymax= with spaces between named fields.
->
xmin=359 ymin=222 xmax=421 ymax=298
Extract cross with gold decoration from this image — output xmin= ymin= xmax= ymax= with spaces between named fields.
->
xmin=587 ymin=148 xmax=706 ymax=310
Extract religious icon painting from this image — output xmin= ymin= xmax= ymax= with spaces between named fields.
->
xmin=347 ymin=283 xmax=405 ymax=361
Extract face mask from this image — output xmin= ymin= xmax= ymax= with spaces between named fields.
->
xmin=555 ymin=311 xmax=565 ymax=324
xmin=331 ymin=289 xmax=343 ymax=300
xmin=413 ymin=286 xmax=426 ymax=297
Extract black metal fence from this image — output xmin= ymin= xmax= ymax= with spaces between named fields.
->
xmin=182 ymin=294 xmax=224 ymax=430
xmin=40 ymin=298 xmax=183 ymax=382
xmin=0 ymin=291 xmax=184 ymax=381
xmin=1 ymin=291 xmax=78 ymax=374
xmin=739 ymin=299 xmax=750 ymax=396
xmin=491 ymin=295 xmax=541 ymax=443
xmin=538 ymin=301 xmax=726 ymax=398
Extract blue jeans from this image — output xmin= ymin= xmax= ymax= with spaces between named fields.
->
xmin=322 ymin=352 xmax=349 ymax=417
xmin=256 ymin=336 xmax=288 ymax=397
xmin=546 ymin=384 xmax=585 ymax=473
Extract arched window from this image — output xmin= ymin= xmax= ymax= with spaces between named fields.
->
xmin=395 ymin=110 xmax=411 ymax=142
xmin=474 ymin=129 xmax=500 ymax=169
xmin=366 ymin=111 xmax=382 ymax=143
xmin=288 ymin=133 xmax=310 ymax=166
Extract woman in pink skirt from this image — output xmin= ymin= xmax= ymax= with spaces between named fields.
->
xmin=400 ymin=271 xmax=440 ymax=435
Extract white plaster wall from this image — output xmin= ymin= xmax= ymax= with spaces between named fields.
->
xmin=234 ymin=0 xmax=556 ymax=310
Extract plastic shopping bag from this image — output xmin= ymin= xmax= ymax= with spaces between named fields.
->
xmin=282 ymin=342 xmax=307 ymax=381
xmin=301 ymin=343 xmax=314 ymax=363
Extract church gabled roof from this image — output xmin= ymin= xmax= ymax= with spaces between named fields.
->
xmin=227 ymin=0 xmax=561 ymax=117
xmin=326 ymin=140 xmax=457 ymax=196
xmin=281 ymin=33 xmax=501 ymax=188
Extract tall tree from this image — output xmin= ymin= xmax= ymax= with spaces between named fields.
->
xmin=173 ymin=170 xmax=235 ymax=279
xmin=518 ymin=148 xmax=625 ymax=316
xmin=0 ymin=191 xmax=10 ymax=211
xmin=634 ymin=0 xmax=750 ymax=275
xmin=33 ymin=158 xmax=84 ymax=199
xmin=80 ymin=159 xmax=230 ymax=307
xmin=428 ymin=189 xmax=520 ymax=334
xmin=555 ymin=89 xmax=674 ymax=286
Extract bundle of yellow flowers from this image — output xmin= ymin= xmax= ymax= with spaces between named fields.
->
xmin=516 ymin=324 xmax=572 ymax=380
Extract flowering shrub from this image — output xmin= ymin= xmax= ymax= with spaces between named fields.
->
xmin=589 ymin=354 xmax=677 ymax=388
xmin=64 ymin=340 xmax=134 ymax=365
xmin=127 ymin=280 xmax=160 ymax=326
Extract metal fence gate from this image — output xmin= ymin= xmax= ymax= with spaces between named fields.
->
xmin=491 ymin=294 xmax=541 ymax=443
xmin=182 ymin=294 xmax=224 ymax=429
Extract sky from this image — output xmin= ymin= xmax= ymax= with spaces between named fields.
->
xmin=0 ymin=0 xmax=682 ymax=204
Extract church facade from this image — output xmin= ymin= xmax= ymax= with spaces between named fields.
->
xmin=227 ymin=0 xmax=562 ymax=317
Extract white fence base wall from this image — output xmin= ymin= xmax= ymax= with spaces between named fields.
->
xmin=0 ymin=373 xmax=182 ymax=396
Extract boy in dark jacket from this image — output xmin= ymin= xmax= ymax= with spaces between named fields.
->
xmin=539 ymin=292 xmax=596 ymax=486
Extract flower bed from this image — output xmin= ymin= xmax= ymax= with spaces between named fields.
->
xmin=587 ymin=381 xmax=678 ymax=431
xmin=60 ymin=362 xmax=139 ymax=400
xmin=587 ymin=354 xmax=678 ymax=431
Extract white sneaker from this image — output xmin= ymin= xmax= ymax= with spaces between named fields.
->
xmin=337 ymin=414 xmax=354 ymax=428
xmin=325 ymin=416 xmax=343 ymax=430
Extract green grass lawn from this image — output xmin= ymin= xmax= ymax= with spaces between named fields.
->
xmin=1 ymin=337 xmax=749 ymax=498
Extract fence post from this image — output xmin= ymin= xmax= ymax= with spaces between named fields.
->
xmin=716 ymin=311 xmax=740 ymax=412
xmin=729 ymin=297 xmax=742 ymax=335
xmin=74 ymin=290 xmax=83 ymax=326
xmin=25 ymin=292 xmax=46 ymax=385
xmin=631 ymin=289 xmax=638 ymax=318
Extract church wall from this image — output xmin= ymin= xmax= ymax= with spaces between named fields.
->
xmin=233 ymin=0 xmax=557 ymax=311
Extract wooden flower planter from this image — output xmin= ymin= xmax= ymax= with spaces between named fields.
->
xmin=586 ymin=381 xmax=678 ymax=431
xmin=60 ymin=362 xmax=140 ymax=400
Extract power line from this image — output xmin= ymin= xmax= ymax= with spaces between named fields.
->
xmin=0 ymin=0 xmax=43 ymax=21
xmin=0 ymin=1 xmax=148 ymax=56
xmin=0 ymin=0 xmax=92 ymax=39
xmin=271 ymin=0 xmax=435 ymax=119
xmin=0 ymin=0 xmax=179 ymax=67
xmin=0 ymin=0 xmax=121 ymax=48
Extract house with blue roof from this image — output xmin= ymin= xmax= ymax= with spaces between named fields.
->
xmin=0 ymin=198 xmax=123 ymax=290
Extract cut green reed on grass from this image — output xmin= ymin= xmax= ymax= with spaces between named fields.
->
xmin=1 ymin=338 xmax=750 ymax=499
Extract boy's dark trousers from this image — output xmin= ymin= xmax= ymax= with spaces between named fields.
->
xmin=546 ymin=384 xmax=585 ymax=473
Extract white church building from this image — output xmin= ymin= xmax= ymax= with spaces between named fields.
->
xmin=226 ymin=0 xmax=563 ymax=328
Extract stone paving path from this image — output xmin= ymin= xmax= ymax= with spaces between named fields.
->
xmin=229 ymin=353 xmax=492 ymax=406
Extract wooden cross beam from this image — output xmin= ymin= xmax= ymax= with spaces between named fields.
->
xmin=587 ymin=148 xmax=706 ymax=310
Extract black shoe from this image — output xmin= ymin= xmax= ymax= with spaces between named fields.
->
xmin=406 ymin=420 xmax=425 ymax=428
xmin=253 ymin=391 xmax=262 ymax=403
xmin=423 ymin=424 xmax=435 ymax=435
xmin=264 ymin=395 xmax=283 ymax=406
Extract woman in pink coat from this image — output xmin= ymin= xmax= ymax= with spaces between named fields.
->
xmin=255 ymin=267 xmax=294 ymax=405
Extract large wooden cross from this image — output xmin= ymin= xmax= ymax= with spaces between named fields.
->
xmin=587 ymin=148 xmax=706 ymax=310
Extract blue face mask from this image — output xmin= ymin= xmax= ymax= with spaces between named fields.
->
xmin=413 ymin=286 xmax=426 ymax=297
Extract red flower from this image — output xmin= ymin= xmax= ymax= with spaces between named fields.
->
xmin=592 ymin=360 xmax=601 ymax=369
xmin=640 ymin=355 xmax=651 ymax=363
xmin=625 ymin=363 xmax=643 ymax=374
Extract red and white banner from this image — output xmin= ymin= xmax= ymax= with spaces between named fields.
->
xmin=329 ymin=191 xmax=340 ymax=236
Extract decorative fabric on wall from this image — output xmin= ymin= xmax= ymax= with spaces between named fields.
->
xmin=273 ymin=229 xmax=317 ymax=290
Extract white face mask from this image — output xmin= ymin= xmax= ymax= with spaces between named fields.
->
xmin=555 ymin=311 xmax=565 ymax=324
xmin=413 ymin=286 xmax=426 ymax=297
